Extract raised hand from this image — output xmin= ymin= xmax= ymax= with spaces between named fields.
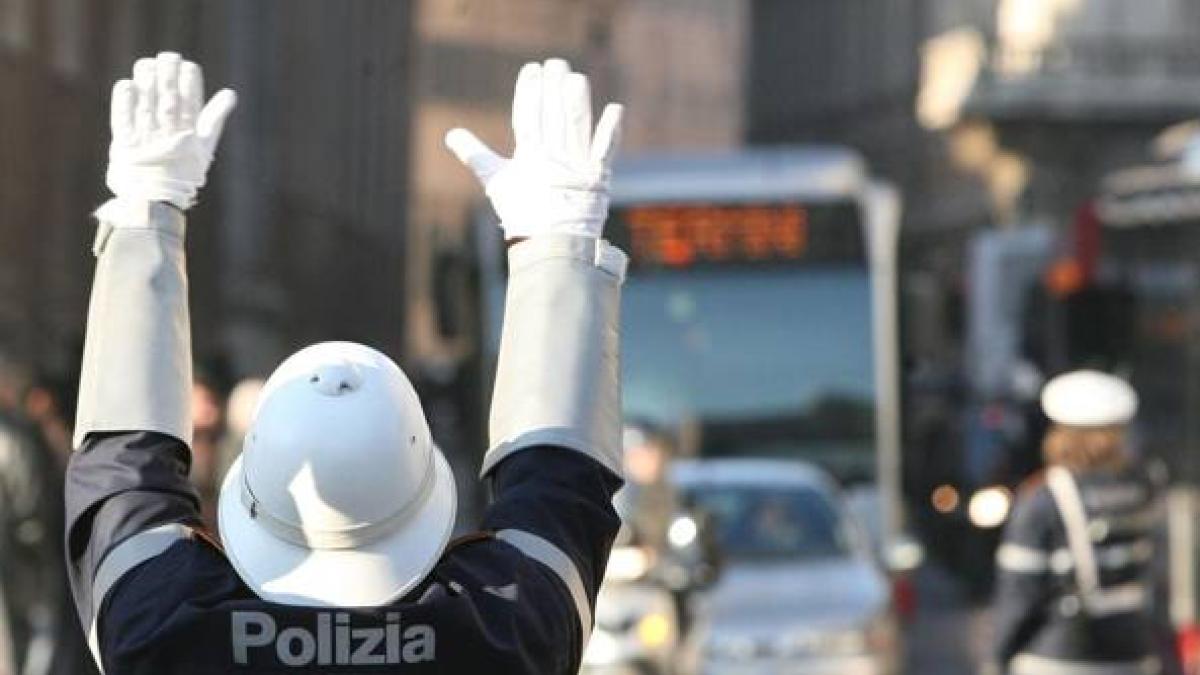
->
xmin=105 ymin=52 xmax=237 ymax=210
xmin=444 ymin=58 xmax=623 ymax=240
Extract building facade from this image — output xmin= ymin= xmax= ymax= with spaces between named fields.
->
xmin=0 ymin=0 xmax=417 ymax=384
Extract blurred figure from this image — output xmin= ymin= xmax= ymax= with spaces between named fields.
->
xmin=217 ymin=377 xmax=264 ymax=481
xmin=744 ymin=495 xmax=806 ymax=552
xmin=585 ymin=426 xmax=685 ymax=675
xmin=0 ymin=354 xmax=95 ymax=675
xmin=21 ymin=376 xmax=72 ymax=464
xmin=614 ymin=424 xmax=676 ymax=549
xmin=991 ymin=371 xmax=1165 ymax=674
xmin=190 ymin=374 xmax=225 ymax=528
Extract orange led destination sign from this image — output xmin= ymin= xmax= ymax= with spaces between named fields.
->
xmin=609 ymin=201 xmax=863 ymax=268
xmin=622 ymin=204 xmax=807 ymax=267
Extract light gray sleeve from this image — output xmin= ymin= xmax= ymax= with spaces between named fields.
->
xmin=74 ymin=198 xmax=193 ymax=449
xmin=484 ymin=235 xmax=627 ymax=478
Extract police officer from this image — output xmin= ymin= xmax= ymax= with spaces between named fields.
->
xmin=992 ymin=370 xmax=1163 ymax=674
xmin=65 ymin=53 xmax=626 ymax=673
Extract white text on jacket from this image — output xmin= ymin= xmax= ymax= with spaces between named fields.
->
xmin=231 ymin=611 xmax=436 ymax=666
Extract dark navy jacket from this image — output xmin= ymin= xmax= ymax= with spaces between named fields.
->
xmin=992 ymin=464 xmax=1163 ymax=673
xmin=66 ymin=432 xmax=621 ymax=673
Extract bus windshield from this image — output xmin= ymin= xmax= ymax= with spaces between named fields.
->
xmin=622 ymin=266 xmax=876 ymax=480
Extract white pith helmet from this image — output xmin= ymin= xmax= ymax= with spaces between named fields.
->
xmin=1040 ymin=369 xmax=1139 ymax=428
xmin=217 ymin=342 xmax=456 ymax=607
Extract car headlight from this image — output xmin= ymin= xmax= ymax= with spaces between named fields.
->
xmin=667 ymin=515 xmax=698 ymax=549
xmin=636 ymin=612 xmax=672 ymax=649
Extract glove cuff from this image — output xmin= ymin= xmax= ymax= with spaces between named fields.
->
xmin=501 ymin=216 xmax=607 ymax=241
xmin=489 ymin=180 xmax=610 ymax=240
xmin=484 ymin=235 xmax=627 ymax=477
xmin=75 ymin=200 xmax=192 ymax=449
xmin=93 ymin=198 xmax=186 ymax=256
xmin=106 ymin=166 xmax=200 ymax=211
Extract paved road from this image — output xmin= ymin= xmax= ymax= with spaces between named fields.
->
xmin=904 ymin=563 xmax=992 ymax=674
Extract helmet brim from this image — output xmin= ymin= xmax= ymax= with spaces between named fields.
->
xmin=217 ymin=448 xmax=457 ymax=607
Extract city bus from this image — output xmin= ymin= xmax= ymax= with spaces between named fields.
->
xmin=474 ymin=146 xmax=905 ymax=549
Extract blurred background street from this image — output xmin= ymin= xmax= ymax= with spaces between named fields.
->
xmin=906 ymin=565 xmax=991 ymax=674
xmin=6 ymin=0 xmax=1200 ymax=673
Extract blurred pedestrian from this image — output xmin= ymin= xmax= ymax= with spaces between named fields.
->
xmin=0 ymin=353 xmax=96 ymax=675
xmin=190 ymin=372 xmax=225 ymax=528
xmin=21 ymin=374 xmax=72 ymax=464
xmin=613 ymin=424 xmax=676 ymax=550
xmin=990 ymin=370 xmax=1164 ymax=674
xmin=216 ymin=377 xmax=264 ymax=482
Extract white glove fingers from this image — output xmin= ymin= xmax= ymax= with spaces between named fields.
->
xmin=563 ymin=73 xmax=592 ymax=168
xmin=512 ymin=62 xmax=543 ymax=153
xmin=132 ymin=58 xmax=158 ymax=137
xmin=155 ymin=52 xmax=183 ymax=132
xmin=110 ymin=79 xmax=137 ymax=142
xmin=453 ymin=59 xmax=622 ymax=239
xmin=540 ymin=58 xmax=570 ymax=161
xmin=445 ymin=128 xmax=504 ymax=184
xmin=196 ymin=89 xmax=238 ymax=156
xmin=107 ymin=55 xmax=231 ymax=210
xmin=590 ymin=103 xmax=624 ymax=170
xmin=178 ymin=61 xmax=204 ymax=128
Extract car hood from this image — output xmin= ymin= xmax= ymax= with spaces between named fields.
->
xmin=698 ymin=556 xmax=888 ymax=633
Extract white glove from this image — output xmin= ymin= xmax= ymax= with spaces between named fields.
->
xmin=105 ymin=52 xmax=236 ymax=211
xmin=444 ymin=58 xmax=624 ymax=240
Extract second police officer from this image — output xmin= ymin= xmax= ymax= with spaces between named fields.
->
xmin=992 ymin=370 xmax=1165 ymax=675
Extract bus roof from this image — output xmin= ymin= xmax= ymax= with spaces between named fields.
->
xmin=611 ymin=146 xmax=869 ymax=205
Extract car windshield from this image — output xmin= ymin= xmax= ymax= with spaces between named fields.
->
xmin=683 ymin=484 xmax=848 ymax=561
xmin=621 ymin=266 xmax=876 ymax=479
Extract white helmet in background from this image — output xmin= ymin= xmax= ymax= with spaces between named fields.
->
xmin=217 ymin=342 xmax=456 ymax=607
xmin=1040 ymin=370 xmax=1139 ymax=428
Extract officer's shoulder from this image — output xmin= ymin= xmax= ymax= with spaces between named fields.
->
xmin=426 ymin=536 xmax=527 ymax=606
xmin=1018 ymin=469 xmax=1046 ymax=491
xmin=1015 ymin=470 xmax=1051 ymax=501
xmin=119 ymin=528 xmax=243 ymax=595
xmin=104 ymin=531 xmax=248 ymax=634
xmin=445 ymin=530 xmax=496 ymax=552
xmin=137 ymin=525 xmax=227 ymax=565
xmin=436 ymin=531 xmax=511 ymax=574
xmin=435 ymin=530 xmax=546 ymax=587
xmin=1010 ymin=472 xmax=1055 ymax=519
